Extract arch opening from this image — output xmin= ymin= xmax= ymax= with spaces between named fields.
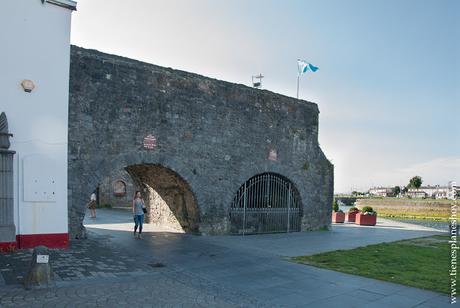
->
xmin=113 ymin=180 xmax=127 ymax=197
xmin=96 ymin=169 xmax=135 ymax=208
xmin=230 ymin=172 xmax=302 ymax=235
xmin=126 ymin=164 xmax=200 ymax=234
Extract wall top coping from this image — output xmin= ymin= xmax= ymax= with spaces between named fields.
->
xmin=70 ymin=45 xmax=319 ymax=113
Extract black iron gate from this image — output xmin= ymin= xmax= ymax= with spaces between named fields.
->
xmin=230 ymin=173 xmax=302 ymax=235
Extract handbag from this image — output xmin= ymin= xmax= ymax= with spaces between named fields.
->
xmin=142 ymin=207 xmax=147 ymax=214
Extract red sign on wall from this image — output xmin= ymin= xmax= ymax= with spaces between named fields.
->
xmin=143 ymin=134 xmax=157 ymax=149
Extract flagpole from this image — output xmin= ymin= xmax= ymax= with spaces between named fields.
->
xmin=296 ymin=74 xmax=300 ymax=100
xmin=296 ymin=59 xmax=318 ymax=100
xmin=296 ymin=59 xmax=300 ymax=100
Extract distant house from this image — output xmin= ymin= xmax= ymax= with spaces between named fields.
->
xmin=405 ymin=189 xmax=429 ymax=199
xmin=407 ymin=184 xmax=455 ymax=199
xmin=368 ymin=181 xmax=458 ymax=200
xmin=368 ymin=187 xmax=393 ymax=197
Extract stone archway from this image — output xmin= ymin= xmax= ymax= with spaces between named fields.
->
xmin=68 ymin=46 xmax=334 ymax=239
xmin=126 ymin=164 xmax=200 ymax=233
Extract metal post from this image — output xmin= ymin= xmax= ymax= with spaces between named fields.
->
xmin=296 ymin=75 xmax=300 ymax=99
xmin=287 ymin=183 xmax=291 ymax=232
xmin=243 ymin=181 xmax=247 ymax=236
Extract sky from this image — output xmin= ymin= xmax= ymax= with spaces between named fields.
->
xmin=71 ymin=0 xmax=459 ymax=193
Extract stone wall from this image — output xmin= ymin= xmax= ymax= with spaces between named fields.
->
xmin=68 ymin=46 xmax=334 ymax=238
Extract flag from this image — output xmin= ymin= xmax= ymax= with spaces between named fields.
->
xmin=297 ymin=59 xmax=319 ymax=75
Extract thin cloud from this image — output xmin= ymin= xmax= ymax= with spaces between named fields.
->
xmin=376 ymin=157 xmax=460 ymax=187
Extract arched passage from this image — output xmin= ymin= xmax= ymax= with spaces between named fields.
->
xmin=229 ymin=172 xmax=302 ymax=234
xmin=126 ymin=164 xmax=200 ymax=233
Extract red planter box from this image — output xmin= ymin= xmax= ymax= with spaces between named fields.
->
xmin=355 ymin=213 xmax=377 ymax=226
xmin=346 ymin=211 xmax=358 ymax=223
xmin=332 ymin=212 xmax=345 ymax=223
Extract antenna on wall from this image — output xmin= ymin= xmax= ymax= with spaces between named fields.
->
xmin=252 ymin=74 xmax=264 ymax=89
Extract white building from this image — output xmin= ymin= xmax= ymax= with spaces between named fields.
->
xmin=368 ymin=187 xmax=394 ymax=197
xmin=368 ymin=182 xmax=458 ymax=200
xmin=0 ymin=0 xmax=76 ymax=249
xmin=405 ymin=189 xmax=429 ymax=199
xmin=407 ymin=184 xmax=455 ymax=199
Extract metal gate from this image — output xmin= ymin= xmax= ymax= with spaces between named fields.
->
xmin=229 ymin=173 xmax=302 ymax=235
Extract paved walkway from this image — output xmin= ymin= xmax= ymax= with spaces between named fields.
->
xmin=0 ymin=208 xmax=452 ymax=307
xmin=0 ymin=271 xmax=264 ymax=307
xmin=205 ymin=217 xmax=444 ymax=257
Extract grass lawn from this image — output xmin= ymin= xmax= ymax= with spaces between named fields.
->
xmin=377 ymin=212 xmax=449 ymax=222
xmin=292 ymin=235 xmax=452 ymax=294
xmin=353 ymin=198 xmax=453 ymax=222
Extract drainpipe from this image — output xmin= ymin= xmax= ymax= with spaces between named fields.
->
xmin=16 ymin=152 xmax=20 ymax=247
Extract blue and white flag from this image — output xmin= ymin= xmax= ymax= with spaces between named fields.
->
xmin=297 ymin=59 xmax=319 ymax=75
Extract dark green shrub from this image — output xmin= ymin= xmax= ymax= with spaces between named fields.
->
xmin=361 ymin=206 xmax=376 ymax=215
xmin=348 ymin=206 xmax=359 ymax=213
xmin=333 ymin=200 xmax=339 ymax=212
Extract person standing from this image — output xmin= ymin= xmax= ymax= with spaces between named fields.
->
xmin=132 ymin=191 xmax=146 ymax=239
xmin=87 ymin=192 xmax=97 ymax=218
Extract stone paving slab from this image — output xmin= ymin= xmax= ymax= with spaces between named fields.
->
xmin=0 ymin=233 xmax=155 ymax=286
xmin=0 ymin=272 xmax=271 ymax=308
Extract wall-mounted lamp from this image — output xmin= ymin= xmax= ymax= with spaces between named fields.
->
xmin=21 ymin=79 xmax=35 ymax=93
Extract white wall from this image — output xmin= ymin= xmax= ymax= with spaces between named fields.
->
xmin=0 ymin=0 xmax=73 ymax=236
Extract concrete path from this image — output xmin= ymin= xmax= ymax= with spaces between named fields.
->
xmin=0 ymin=208 xmax=452 ymax=307
xmin=86 ymin=208 xmax=444 ymax=257
xmin=205 ymin=217 xmax=443 ymax=257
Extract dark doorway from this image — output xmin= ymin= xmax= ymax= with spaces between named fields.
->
xmin=230 ymin=173 xmax=302 ymax=234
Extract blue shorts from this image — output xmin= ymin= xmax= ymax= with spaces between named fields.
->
xmin=134 ymin=214 xmax=144 ymax=226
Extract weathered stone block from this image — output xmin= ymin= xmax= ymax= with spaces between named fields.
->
xmin=23 ymin=246 xmax=54 ymax=290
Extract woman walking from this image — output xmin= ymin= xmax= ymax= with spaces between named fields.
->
xmin=87 ymin=192 xmax=97 ymax=218
xmin=132 ymin=191 xmax=146 ymax=239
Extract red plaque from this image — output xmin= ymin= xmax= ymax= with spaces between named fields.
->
xmin=143 ymin=134 xmax=157 ymax=149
